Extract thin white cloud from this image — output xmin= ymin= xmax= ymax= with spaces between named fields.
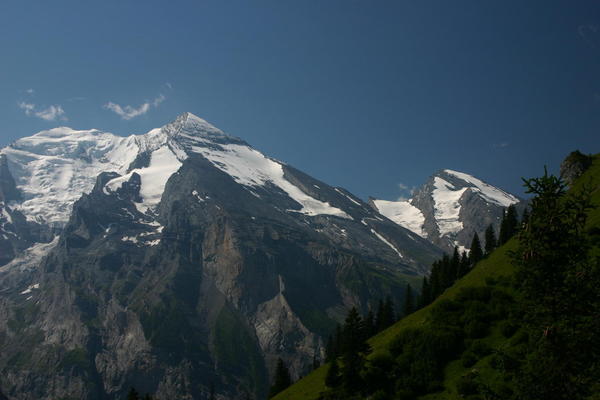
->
xmin=18 ymin=102 xmax=67 ymax=121
xmin=396 ymin=183 xmax=416 ymax=201
xmin=493 ymin=142 xmax=510 ymax=148
xmin=25 ymin=88 xmax=35 ymax=94
xmin=104 ymin=94 xmax=166 ymax=120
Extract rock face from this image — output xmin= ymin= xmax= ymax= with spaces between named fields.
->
xmin=0 ymin=113 xmax=442 ymax=399
xmin=371 ymin=170 xmax=522 ymax=253
xmin=560 ymin=150 xmax=593 ymax=186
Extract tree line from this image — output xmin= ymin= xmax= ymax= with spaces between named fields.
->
xmin=420 ymin=203 xmax=525 ymax=307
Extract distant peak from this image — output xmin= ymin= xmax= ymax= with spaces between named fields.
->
xmin=170 ymin=112 xmax=224 ymax=135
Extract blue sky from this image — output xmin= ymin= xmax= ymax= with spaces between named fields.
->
xmin=1 ymin=1 xmax=599 ymax=200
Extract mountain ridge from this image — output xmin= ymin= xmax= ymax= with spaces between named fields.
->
xmin=0 ymin=113 xmax=442 ymax=399
xmin=371 ymin=169 xmax=522 ymax=252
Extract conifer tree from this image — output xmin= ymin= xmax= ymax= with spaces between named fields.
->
xmin=440 ymin=253 xmax=452 ymax=290
xmin=469 ymin=233 xmax=483 ymax=265
xmin=325 ymin=334 xmax=335 ymax=362
xmin=499 ymin=204 xmax=518 ymax=244
xmin=383 ymin=297 xmax=396 ymax=326
xmin=419 ymin=276 xmax=431 ymax=308
xmin=450 ymin=247 xmax=460 ymax=280
xmin=403 ymin=284 xmax=414 ymax=317
xmin=484 ymin=224 xmax=497 ymax=255
xmin=325 ymin=357 xmax=341 ymax=388
xmin=513 ymin=170 xmax=598 ymax=399
xmin=429 ymin=260 xmax=442 ymax=299
xmin=457 ymin=250 xmax=470 ymax=278
xmin=269 ymin=358 xmax=292 ymax=398
xmin=340 ymin=307 xmax=371 ymax=393
xmin=520 ymin=206 xmax=530 ymax=228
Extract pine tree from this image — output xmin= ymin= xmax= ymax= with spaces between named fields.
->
xmin=375 ymin=298 xmax=395 ymax=331
xmin=484 ymin=224 xmax=497 ymax=255
xmin=499 ymin=204 xmax=518 ymax=244
xmin=469 ymin=233 xmax=483 ymax=265
xmin=429 ymin=260 xmax=442 ymax=299
xmin=325 ymin=334 xmax=335 ymax=362
xmin=457 ymin=250 xmax=470 ymax=278
xmin=513 ymin=170 xmax=598 ymax=400
xmin=419 ymin=276 xmax=431 ymax=308
xmin=312 ymin=354 xmax=320 ymax=370
xmin=520 ymin=206 xmax=530 ymax=229
xmin=325 ymin=357 xmax=341 ymax=387
xmin=269 ymin=358 xmax=292 ymax=398
xmin=340 ymin=307 xmax=371 ymax=393
xmin=450 ymin=247 xmax=460 ymax=281
xmin=403 ymin=284 xmax=414 ymax=317
xmin=383 ymin=297 xmax=396 ymax=326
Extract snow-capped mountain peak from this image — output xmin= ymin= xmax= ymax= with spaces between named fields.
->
xmin=372 ymin=169 xmax=521 ymax=252
xmin=442 ymin=169 xmax=519 ymax=207
xmin=1 ymin=113 xmax=355 ymax=226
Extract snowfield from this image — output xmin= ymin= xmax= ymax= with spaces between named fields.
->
xmin=371 ymin=199 xmax=427 ymax=238
xmin=1 ymin=112 xmax=352 ymax=224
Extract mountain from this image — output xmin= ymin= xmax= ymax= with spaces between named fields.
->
xmin=274 ymin=152 xmax=600 ymax=400
xmin=370 ymin=169 xmax=521 ymax=253
xmin=0 ymin=113 xmax=442 ymax=399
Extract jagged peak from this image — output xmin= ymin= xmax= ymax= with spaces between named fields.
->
xmin=166 ymin=112 xmax=227 ymax=137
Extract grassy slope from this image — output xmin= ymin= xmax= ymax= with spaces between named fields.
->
xmin=275 ymin=154 xmax=600 ymax=400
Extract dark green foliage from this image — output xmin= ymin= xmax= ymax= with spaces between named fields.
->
xmin=419 ymin=276 xmax=431 ymax=308
xmin=456 ymin=372 xmax=479 ymax=397
xmin=498 ymin=204 xmax=518 ymax=245
xmin=312 ymin=355 xmax=320 ymax=371
xmin=324 ymin=358 xmax=341 ymax=388
xmin=319 ymin=283 xmax=517 ymax=400
xmin=340 ymin=307 xmax=371 ymax=392
xmin=269 ymin=358 xmax=292 ymax=398
xmin=402 ymin=284 xmax=414 ymax=317
xmin=484 ymin=224 xmax=496 ymax=255
xmin=458 ymin=250 xmax=470 ymax=278
xmin=375 ymin=298 xmax=396 ymax=332
xmin=511 ymin=170 xmax=600 ymax=400
xmin=469 ymin=233 xmax=483 ymax=265
xmin=499 ymin=320 xmax=518 ymax=338
xmin=461 ymin=351 xmax=477 ymax=368
xmin=364 ymin=309 xmax=375 ymax=338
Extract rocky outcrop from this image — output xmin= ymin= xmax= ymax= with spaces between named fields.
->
xmin=560 ymin=150 xmax=593 ymax=186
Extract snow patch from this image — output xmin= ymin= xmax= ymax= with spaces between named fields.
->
xmin=335 ymin=188 xmax=362 ymax=206
xmin=444 ymin=170 xmax=519 ymax=207
xmin=372 ymin=199 xmax=427 ymax=238
xmin=105 ymin=146 xmax=182 ymax=213
xmin=191 ymin=143 xmax=351 ymax=219
xmin=432 ymin=177 xmax=468 ymax=236
xmin=370 ymin=229 xmax=403 ymax=258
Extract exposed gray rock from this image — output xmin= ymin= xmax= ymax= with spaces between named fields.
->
xmin=0 ymin=113 xmax=442 ymax=399
xmin=560 ymin=150 xmax=593 ymax=186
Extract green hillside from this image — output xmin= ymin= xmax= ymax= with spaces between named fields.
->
xmin=274 ymin=153 xmax=600 ymax=400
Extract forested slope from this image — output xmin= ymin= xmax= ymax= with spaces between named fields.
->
xmin=274 ymin=152 xmax=600 ymax=400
